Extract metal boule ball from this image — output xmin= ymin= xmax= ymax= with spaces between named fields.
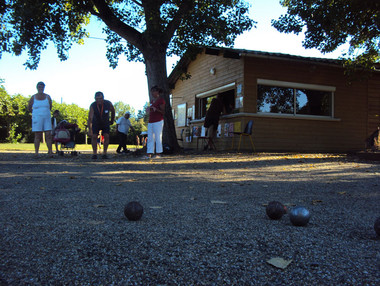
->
xmin=266 ymin=201 xmax=287 ymax=220
xmin=289 ymin=206 xmax=311 ymax=226
xmin=124 ymin=201 xmax=144 ymax=221
xmin=374 ymin=217 xmax=380 ymax=236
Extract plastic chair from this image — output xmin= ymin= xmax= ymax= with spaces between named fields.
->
xmin=231 ymin=120 xmax=255 ymax=152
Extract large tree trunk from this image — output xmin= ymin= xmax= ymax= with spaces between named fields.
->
xmin=144 ymin=50 xmax=180 ymax=152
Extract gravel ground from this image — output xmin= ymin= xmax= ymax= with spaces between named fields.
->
xmin=0 ymin=151 xmax=379 ymax=285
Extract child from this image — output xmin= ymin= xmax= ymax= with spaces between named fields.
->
xmin=97 ymin=130 xmax=104 ymax=153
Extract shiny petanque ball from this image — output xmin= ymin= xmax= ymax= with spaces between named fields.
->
xmin=289 ymin=206 xmax=311 ymax=226
xmin=374 ymin=217 xmax=380 ymax=236
xmin=124 ymin=201 xmax=144 ymax=221
xmin=266 ymin=201 xmax=287 ymax=220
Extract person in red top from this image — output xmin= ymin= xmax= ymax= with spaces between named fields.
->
xmin=144 ymin=85 xmax=165 ymax=159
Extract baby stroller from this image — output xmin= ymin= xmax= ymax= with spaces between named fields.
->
xmin=53 ymin=120 xmax=81 ymax=156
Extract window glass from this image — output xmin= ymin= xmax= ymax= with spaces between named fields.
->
xmin=206 ymin=96 xmax=216 ymax=112
xmin=196 ymin=89 xmax=235 ymax=119
xmin=257 ymin=85 xmax=294 ymax=114
xmin=296 ymin=89 xmax=331 ymax=116
xmin=257 ymin=84 xmax=332 ymax=117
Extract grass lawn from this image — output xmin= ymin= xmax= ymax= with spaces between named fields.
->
xmin=0 ymin=143 xmax=139 ymax=152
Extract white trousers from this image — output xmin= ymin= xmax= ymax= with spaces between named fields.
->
xmin=147 ymin=120 xmax=164 ymax=154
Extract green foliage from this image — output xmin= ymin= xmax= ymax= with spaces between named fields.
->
xmin=7 ymin=123 xmax=22 ymax=143
xmin=0 ymin=87 xmax=30 ymax=142
xmin=112 ymin=101 xmax=147 ymax=144
xmin=133 ymin=117 xmax=147 ymax=132
xmin=272 ymin=0 xmax=380 ymax=70
xmin=1 ymin=0 xmax=254 ymax=69
xmin=114 ymin=101 xmax=135 ymax=118
xmin=137 ymin=102 xmax=149 ymax=126
xmin=51 ymin=102 xmax=88 ymax=132
xmin=124 ymin=117 xmax=147 ymax=145
xmin=0 ymin=86 xmax=12 ymax=117
xmin=103 ymin=0 xmax=255 ymax=68
xmin=1 ymin=0 xmax=90 ymax=69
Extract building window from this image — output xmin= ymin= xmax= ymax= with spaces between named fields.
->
xmin=257 ymin=86 xmax=294 ymax=114
xmin=257 ymin=79 xmax=334 ymax=117
xmin=196 ymin=89 xmax=235 ymax=119
xmin=296 ymin=89 xmax=332 ymax=116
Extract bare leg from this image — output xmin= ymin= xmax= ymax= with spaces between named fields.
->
xmin=45 ymin=131 xmax=53 ymax=155
xmin=103 ymin=133 xmax=109 ymax=155
xmin=34 ymin=132 xmax=42 ymax=155
xmin=91 ymin=134 xmax=98 ymax=154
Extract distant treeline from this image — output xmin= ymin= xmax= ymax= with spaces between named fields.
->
xmin=0 ymin=86 xmax=149 ymax=144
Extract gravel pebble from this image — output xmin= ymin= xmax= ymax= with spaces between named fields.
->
xmin=0 ymin=152 xmax=379 ymax=285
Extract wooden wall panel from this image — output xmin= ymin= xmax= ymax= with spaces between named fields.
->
xmin=171 ymin=50 xmax=380 ymax=152
xmin=172 ymin=52 xmax=244 ymax=141
xmin=367 ymin=76 xmax=380 ymax=135
xmin=242 ymin=56 xmax=369 ymax=152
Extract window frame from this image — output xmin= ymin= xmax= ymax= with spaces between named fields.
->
xmin=257 ymin=79 xmax=335 ymax=118
xmin=195 ymin=83 xmax=236 ymax=119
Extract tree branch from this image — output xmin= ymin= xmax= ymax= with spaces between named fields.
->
xmin=130 ymin=0 xmax=143 ymax=7
xmin=91 ymin=0 xmax=145 ymax=50
xmin=162 ymin=0 xmax=193 ymax=46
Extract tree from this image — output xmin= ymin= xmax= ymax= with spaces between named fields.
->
xmin=114 ymin=101 xmax=135 ymax=119
xmin=137 ymin=102 xmax=149 ymax=126
xmin=0 ymin=87 xmax=31 ymax=142
xmin=1 ymin=0 xmax=254 ymax=150
xmin=272 ymin=0 xmax=380 ymax=72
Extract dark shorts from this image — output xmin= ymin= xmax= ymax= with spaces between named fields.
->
xmin=92 ymin=121 xmax=110 ymax=135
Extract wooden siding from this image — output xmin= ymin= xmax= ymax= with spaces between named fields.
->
xmin=368 ymin=76 xmax=380 ymax=135
xmin=243 ymin=56 xmax=369 ymax=151
xmin=172 ymin=52 xmax=244 ymax=147
xmin=172 ymin=52 xmax=244 ymax=104
xmin=171 ymin=50 xmax=379 ymax=152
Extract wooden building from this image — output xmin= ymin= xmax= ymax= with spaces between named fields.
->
xmin=169 ymin=47 xmax=380 ymax=152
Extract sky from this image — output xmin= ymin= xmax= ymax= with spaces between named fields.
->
xmin=0 ymin=0 xmax=348 ymax=113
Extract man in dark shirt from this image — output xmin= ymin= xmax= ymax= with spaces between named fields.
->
xmin=204 ymin=94 xmax=224 ymax=150
xmin=88 ymin=92 xmax=115 ymax=159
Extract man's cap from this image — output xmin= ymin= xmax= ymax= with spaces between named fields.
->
xmin=125 ymin=112 xmax=130 ymax=115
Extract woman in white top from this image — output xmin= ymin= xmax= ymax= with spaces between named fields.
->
xmin=28 ymin=81 xmax=53 ymax=157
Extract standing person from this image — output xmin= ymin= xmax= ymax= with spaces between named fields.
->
xmin=203 ymin=94 xmax=224 ymax=150
xmin=51 ymin=109 xmax=60 ymax=153
xmin=88 ymin=91 xmax=115 ymax=159
xmin=28 ymin=81 xmax=53 ymax=157
xmin=116 ymin=112 xmax=135 ymax=154
xmin=97 ymin=131 xmax=103 ymax=153
xmin=144 ymin=86 xmax=165 ymax=159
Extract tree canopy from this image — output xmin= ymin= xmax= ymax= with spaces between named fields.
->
xmin=1 ymin=0 xmax=254 ymax=150
xmin=1 ymin=1 xmax=253 ymax=69
xmin=272 ymin=0 xmax=380 ymax=70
